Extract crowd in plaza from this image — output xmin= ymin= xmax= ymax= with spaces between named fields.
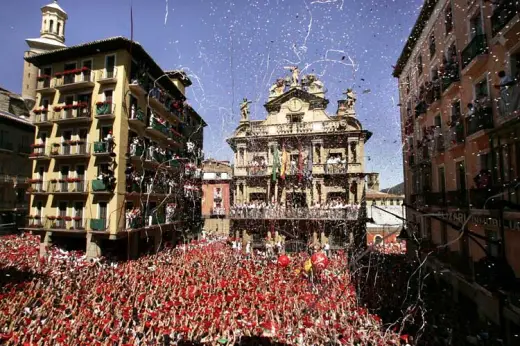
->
xmin=230 ymin=201 xmax=359 ymax=220
xmin=0 ymin=232 xmax=414 ymax=346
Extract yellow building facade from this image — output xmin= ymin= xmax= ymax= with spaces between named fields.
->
xmin=26 ymin=37 xmax=205 ymax=258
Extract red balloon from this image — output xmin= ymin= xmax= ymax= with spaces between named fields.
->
xmin=277 ymin=255 xmax=290 ymax=267
xmin=311 ymin=252 xmax=329 ymax=270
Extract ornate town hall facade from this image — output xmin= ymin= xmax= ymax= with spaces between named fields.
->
xmin=227 ymin=69 xmax=377 ymax=247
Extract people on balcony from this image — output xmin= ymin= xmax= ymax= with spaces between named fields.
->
xmin=230 ymin=200 xmax=359 ymax=219
xmin=104 ymin=130 xmax=115 ymax=153
xmin=495 ymin=70 xmax=520 ymax=118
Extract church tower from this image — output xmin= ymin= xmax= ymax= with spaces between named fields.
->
xmin=22 ymin=1 xmax=68 ymax=109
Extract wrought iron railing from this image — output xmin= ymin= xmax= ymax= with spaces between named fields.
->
xmin=461 ymin=34 xmax=488 ymax=69
xmin=230 ymin=207 xmax=359 ymax=220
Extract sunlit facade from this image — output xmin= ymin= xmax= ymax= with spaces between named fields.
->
xmin=394 ymin=0 xmax=520 ymax=339
xmin=25 ymin=36 xmax=206 ymax=258
xmin=201 ymin=159 xmax=233 ymax=235
xmin=227 ymin=71 xmax=378 ymax=247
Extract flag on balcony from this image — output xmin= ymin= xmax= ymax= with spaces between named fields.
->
xmin=297 ymin=144 xmax=304 ymax=182
xmin=280 ymin=144 xmax=288 ymax=180
xmin=271 ymin=145 xmax=279 ymax=182
xmin=305 ymin=145 xmax=313 ymax=181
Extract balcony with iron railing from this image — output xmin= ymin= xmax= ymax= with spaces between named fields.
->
xmin=445 ymin=189 xmax=468 ymax=209
xmin=466 ymin=106 xmax=494 ymax=137
xmin=29 ymin=145 xmax=51 ymax=160
xmin=97 ymin=67 xmax=118 ymax=83
xmin=445 ymin=122 xmax=465 ymax=149
xmin=496 ymin=82 xmax=520 ymax=126
xmin=28 ymin=180 xmax=48 ymax=194
xmin=0 ymin=174 xmax=30 ymax=185
xmin=90 ymin=180 xmax=115 ymax=194
xmin=148 ymin=88 xmax=184 ymax=124
xmin=49 ymin=141 xmax=90 ymax=158
xmin=55 ymin=70 xmax=95 ymax=91
xmin=491 ymin=1 xmax=519 ymax=37
xmin=95 ymin=102 xmax=116 ymax=119
xmin=48 ymin=179 xmax=87 ymax=194
xmin=128 ymin=107 xmax=146 ymax=127
xmin=32 ymin=110 xmax=52 ymax=125
xmin=146 ymin=118 xmax=170 ymax=140
xmin=461 ymin=34 xmax=488 ymax=70
xmin=441 ymin=65 xmax=460 ymax=94
xmin=424 ymin=191 xmax=446 ymax=207
xmin=248 ymin=119 xmax=351 ymax=137
xmin=230 ymin=207 xmax=359 ymax=220
xmin=247 ymin=165 xmax=269 ymax=176
xmin=36 ymin=76 xmax=55 ymax=92
xmin=89 ymin=218 xmax=107 ymax=232
xmin=51 ymin=105 xmax=91 ymax=123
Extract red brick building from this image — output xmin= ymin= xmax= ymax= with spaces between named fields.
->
xmin=202 ymin=159 xmax=232 ymax=234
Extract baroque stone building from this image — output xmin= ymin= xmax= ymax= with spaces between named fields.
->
xmin=227 ymin=69 xmax=377 ymax=246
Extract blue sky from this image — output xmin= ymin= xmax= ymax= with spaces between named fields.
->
xmin=0 ymin=0 xmax=422 ymax=188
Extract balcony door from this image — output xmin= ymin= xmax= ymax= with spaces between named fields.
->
xmin=456 ymin=161 xmax=466 ymax=191
xmin=82 ymin=60 xmax=92 ymax=82
xmin=470 ymin=13 xmax=483 ymax=38
xmin=64 ymin=95 xmax=74 ymax=119
xmin=76 ymin=165 xmax=85 ymax=192
xmin=98 ymin=202 xmax=107 ymax=229
xmin=77 ymin=93 xmax=91 ymax=118
xmin=64 ymin=63 xmax=76 ymax=85
xmin=60 ymin=166 xmax=69 ymax=192
xmin=37 ymin=166 xmax=45 ymax=192
xmin=74 ymin=202 xmax=84 ymax=229
xmin=77 ymin=129 xmax=88 ymax=154
xmin=35 ymin=201 xmax=43 ymax=225
xmin=105 ymin=55 xmax=116 ymax=78
xmin=62 ymin=130 xmax=72 ymax=154
xmin=58 ymin=202 xmax=67 ymax=229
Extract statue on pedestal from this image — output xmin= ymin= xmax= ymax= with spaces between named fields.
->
xmin=343 ymin=88 xmax=357 ymax=110
xmin=240 ymin=98 xmax=252 ymax=121
xmin=284 ymin=66 xmax=300 ymax=86
xmin=269 ymin=78 xmax=286 ymax=97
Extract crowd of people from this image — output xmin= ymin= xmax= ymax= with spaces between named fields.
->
xmin=230 ymin=201 xmax=359 ymax=220
xmin=0 ymin=233 xmax=413 ymax=345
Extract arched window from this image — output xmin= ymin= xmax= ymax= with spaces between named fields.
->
xmin=49 ymin=20 xmax=54 ymax=33
xmin=57 ymin=22 xmax=61 ymax=35
xmin=43 ymin=20 xmax=47 ymax=32
xmin=374 ymin=235 xmax=383 ymax=245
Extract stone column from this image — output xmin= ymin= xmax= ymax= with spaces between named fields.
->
xmin=274 ymin=181 xmax=279 ymax=203
xmin=267 ymin=179 xmax=271 ymax=202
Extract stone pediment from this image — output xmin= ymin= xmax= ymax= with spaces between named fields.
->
xmin=264 ymin=87 xmax=328 ymax=113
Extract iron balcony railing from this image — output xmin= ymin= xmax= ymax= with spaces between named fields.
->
xmin=445 ymin=189 xmax=468 ymax=208
xmin=230 ymin=207 xmax=359 ymax=220
xmin=491 ymin=1 xmax=518 ymax=36
xmin=466 ymin=107 xmax=494 ymax=136
xmin=51 ymin=107 xmax=91 ymax=121
xmin=496 ymin=82 xmax=520 ymax=125
xmin=36 ymin=77 xmax=53 ymax=89
xmin=48 ymin=180 xmax=87 ymax=193
xmin=461 ymin=34 xmax=488 ymax=69
xmin=55 ymin=71 xmax=94 ymax=87
xmin=50 ymin=142 xmax=90 ymax=156
xmin=95 ymin=102 xmax=115 ymax=116
xmin=98 ymin=66 xmax=118 ymax=80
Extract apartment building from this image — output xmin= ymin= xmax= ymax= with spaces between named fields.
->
xmin=25 ymin=36 xmax=206 ymax=258
xmin=394 ymin=0 xmax=520 ymax=341
xmin=0 ymin=88 xmax=34 ymax=231
xmin=201 ymin=159 xmax=232 ymax=235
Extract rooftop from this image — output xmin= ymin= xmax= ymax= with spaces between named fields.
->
xmin=392 ymin=0 xmax=439 ymax=78
xmin=42 ymin=1 xmax=67 ymax=16
xmin=24 ymin=36 xmax=186 ymax=101
xmin=366 ymin=189 xmax=404 ymax=199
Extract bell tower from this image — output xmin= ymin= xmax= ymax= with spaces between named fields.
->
xmin=22 ymin=1 xmax=68 ymax=109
